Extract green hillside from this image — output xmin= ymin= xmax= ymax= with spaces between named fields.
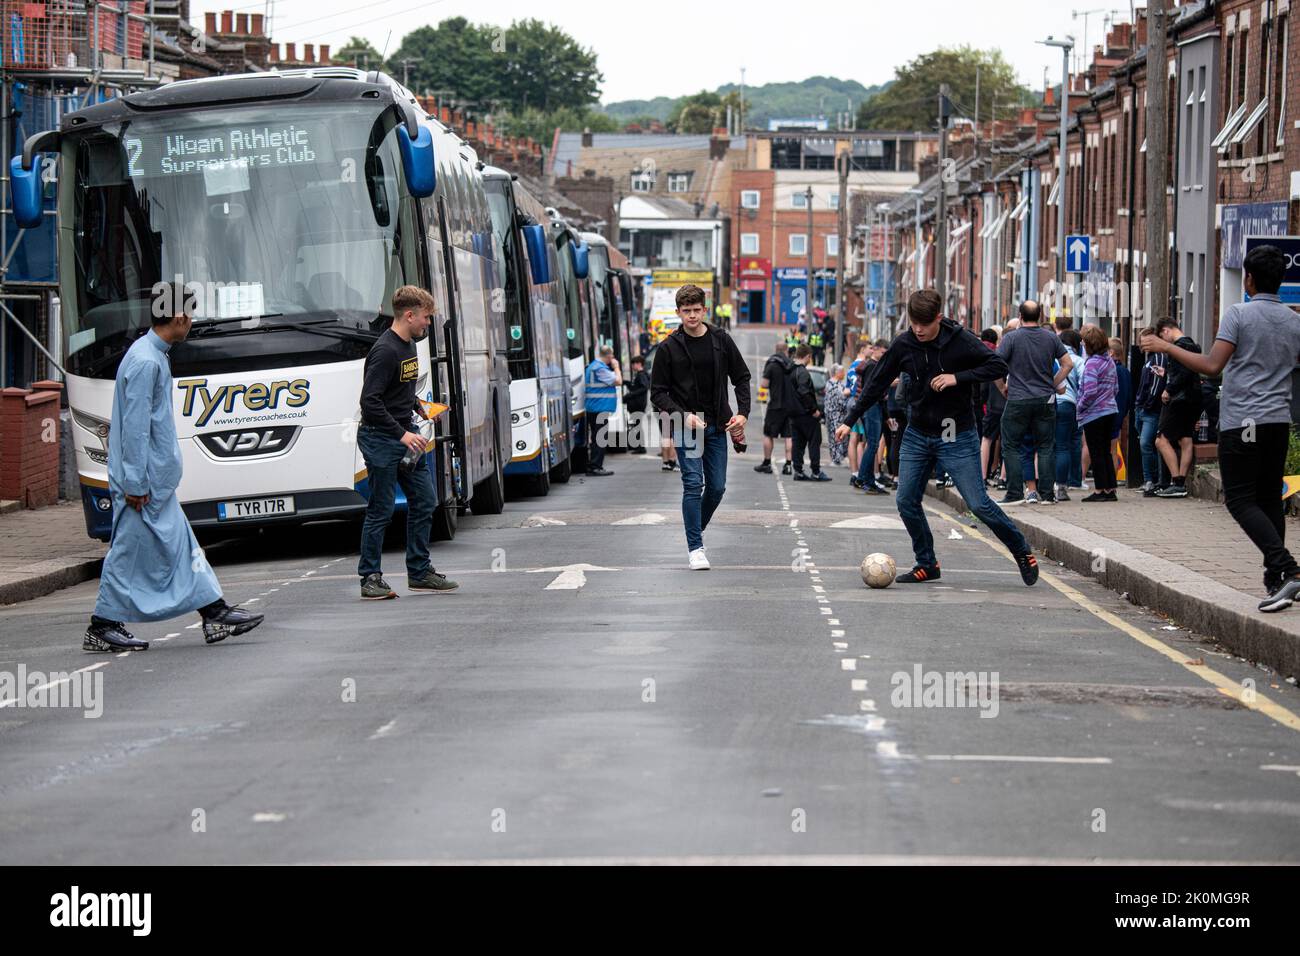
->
xmin=602 ymin=75 xmax=890 ymax=129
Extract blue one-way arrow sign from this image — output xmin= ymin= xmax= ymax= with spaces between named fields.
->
xmin=1066 ymin=234 xmax=1091 ymax=273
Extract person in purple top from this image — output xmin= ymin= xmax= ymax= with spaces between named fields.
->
xmin=1076 ymin=325 xmax=1120 ymax=502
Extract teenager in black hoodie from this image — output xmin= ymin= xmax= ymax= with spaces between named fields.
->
xmin=836 ymin=290 xmax=1039 ymax=586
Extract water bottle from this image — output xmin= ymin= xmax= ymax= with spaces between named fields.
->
xmin=1195 ymin=411 xmax=1209 ymax=444
xmin=399 ymin=417 xmax=434 ymax=474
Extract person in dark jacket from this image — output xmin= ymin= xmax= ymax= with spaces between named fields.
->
xmin=836 ymin=289 xmax=1039 ymax=587
xmin=650 ymin=284 xmax=752 ymax=570
xmin=624 ymin=354 xmax=651 ymax=453
xmin=755 ymin=339 xmax=797 ymax=474
xmin=1152 ymin=317 xmax=1202 ymax=497
xmin=789 ymin=344 xmax=831 ymax=481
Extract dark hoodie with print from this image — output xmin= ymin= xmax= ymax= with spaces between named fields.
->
xmin=842 ymin=318 xmax=1008 ymax=437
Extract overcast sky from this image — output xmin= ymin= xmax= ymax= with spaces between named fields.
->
xmin=194 ymin=0 xmax=1136 ymax=104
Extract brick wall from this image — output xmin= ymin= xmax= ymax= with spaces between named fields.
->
xmin=0 ymin=382 xmax=63 ymax=508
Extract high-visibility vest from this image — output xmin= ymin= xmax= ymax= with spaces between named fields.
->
xmin=808 ymin=332 xmax=823 ymax=347
xmin=584 ymin=360 xmax=617 ymax=413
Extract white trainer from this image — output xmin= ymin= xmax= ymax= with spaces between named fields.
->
xmin=688 ymin=548 xmax=711 ymax=570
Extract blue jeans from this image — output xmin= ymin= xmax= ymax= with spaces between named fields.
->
xmin=675 ymin=423 xmax=728 ymax=551
xmin=856 ymin=405 xmax=883 ymax=484
xmin=357 ymin=425 xmax=435 ymax=579
xmin=897 ymin=427 xmax=1030 ymax=567
xmin=1054 ymin=400 xmax=1082 ymax=487
xmin=1136 ymin=407 xmax=1162 ymax=485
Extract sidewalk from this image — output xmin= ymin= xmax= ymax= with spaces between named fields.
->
xmin=925 ymin=479 xmax=1300 ymax=680
xmin=0 ymin=502 xmax=105 ymax=605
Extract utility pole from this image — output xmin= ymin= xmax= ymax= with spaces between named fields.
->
xmin=935 ymin=84 xmax=950 ymax=302
xmin=1145 ymin=0 xmax=1169 ymax=327
xmin=1040 ymin=36 xmax=1074 ymax=301
xmin=400 ymin=57 xmax=417 ymax=88
xmin=804 ymin=185 xmax=815 ymax=331
xmin=739 ymin=67 xmax=746 ymax=133
xmin=835 ymin=152 xmax=849 ymax=364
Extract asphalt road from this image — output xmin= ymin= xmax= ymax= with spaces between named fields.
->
xmin=1 ymin=323 xmax=1298 ymax=864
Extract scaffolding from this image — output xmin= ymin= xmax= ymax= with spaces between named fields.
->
xmin=0 ymin=1 xmax=168 ymax=386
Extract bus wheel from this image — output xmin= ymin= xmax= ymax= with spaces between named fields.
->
xmin=470 ymin=424 xmax=507 ymax=515
xmin=528 ymin=464 xmax=551 ymax=497
xmin=431 ymin=500 xmax=458 ymax=541
xmin=550 ymin=454 xmax=572 ymax=484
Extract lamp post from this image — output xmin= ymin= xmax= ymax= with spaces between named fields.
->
xmin=1039 ymin=35 xmax=1074 ymax=297
xmin=804 ymin=185 xmax=814 ymax=329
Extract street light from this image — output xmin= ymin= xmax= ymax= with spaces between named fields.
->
xmin=1038 ymin=35 xmax=1074 ymax=294
xmin=804 ymin=185 xmax=814 ymax=328
xmin=906 ymin=186 xmax=924 ymax=293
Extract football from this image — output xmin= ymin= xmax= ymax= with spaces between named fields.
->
xmin=860 ymin=552 xmax=896 ymax=589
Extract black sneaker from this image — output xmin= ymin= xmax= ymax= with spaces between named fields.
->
xmin=662 ymin=460 xmax=677 ymax=471
xmin=361 ymin=573 xmax=397 ymax=600
xmin=996 ymin=494 xmax=1025 ymax=505
xmin=781 ymin=462 xmax=792 ymax=475
xmin=849 ymin=475 xmax=863 ymax=489
xmin=586 ymin=467 xmax=614 ymax=477
xmin=1259 ymin=576 xmax=1300 ymax=613
xmin=409 ymin=569 xmax=460 ymax=593
xmin=1082 ymin=491 xmax=1118 ymax=502
xmin=896 ymin=564 xmax=940 ymax=583
xmin=753 ymin=461 xmax=773 ymax=474
xmin=810 ymin=471 xmax=832 ymax=482
xmin=862 ymin=483 xmax=886 ymax=495
xmin=791 ymin=470 xmax=810 ymax=481
xmin=1154 ymin=484 xmax=1187 ymax=498
xmin=83 ymin=617 xmax=149 ymax=652
xmin=200 ymin=603 xmax=265 ymax=645
xmin=1015 ymin=551 xmax=1040 ymax=586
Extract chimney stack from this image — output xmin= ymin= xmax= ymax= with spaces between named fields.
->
xmin=221 ymin=10 xmax=233 ymax=33
xmin=285 ymin=42 xmax=296 ymax=62
xmin=268 ymin=44 xmax=279 ymax=62
xmin=205 ymin=11 xmax=216 ymax=34
xmin=251 ymin=13 xmax=264 ymax=35
xmin=319 ymin=44 xmax=330 ymax=63
xmin=236 ymin=12 xmax=248 ymax=33
xmin=304 ymin=44 xmax=315 ymax=63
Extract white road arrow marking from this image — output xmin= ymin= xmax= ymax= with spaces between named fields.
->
xmin=528 ymin=563 xmax=619 ymax=591
xmin=830 ymin=515 xmax=906 ymax=530
xmin=611 ymin=513 xmax=666 ymax=525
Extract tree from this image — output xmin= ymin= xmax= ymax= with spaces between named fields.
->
xmin=336 ymin=36 xmax=382 ymax=70
xmin=498 ymin=106 xmax=619 ymax=144
xmin=669 ymin=91 xmax=721 ymax=133
xmin=856 ymin=46 xmax=1032 ymax=130
xmin=386 ymin=18 xmax=501 ymax=106
xmin=497 ymin=19 xmax=603 ymax=113
xmin=385 ymin=17 xmax=602 ymax=115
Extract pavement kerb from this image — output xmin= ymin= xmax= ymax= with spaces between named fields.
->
xmin=0 ymin=557 xmax=104 ymax=607
xmin=924 ymin=483 xmax=1300 ymax=680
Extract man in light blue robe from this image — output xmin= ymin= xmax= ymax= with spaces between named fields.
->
xmin=85 ymin=290 xmax=265 ymax=651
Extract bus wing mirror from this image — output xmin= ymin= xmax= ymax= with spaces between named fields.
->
xmin=571 ymin=240 xmax=590 ymax=280
xmin=9 ymin=156 xmax=44 ymax=229
xmin=398 ymin=124 xmax=436 ymax=198
xmin=523 ymin=224 xmax=551 ymax=285
xmin=11 ymin=130 xmax=60 ymax=230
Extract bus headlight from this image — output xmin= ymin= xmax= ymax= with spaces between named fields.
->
xmin=72 ymin=407 xmax=110 ymax=440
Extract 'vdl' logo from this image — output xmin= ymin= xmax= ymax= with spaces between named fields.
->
xmin=176 ymin=377 xmax=310 ymax=427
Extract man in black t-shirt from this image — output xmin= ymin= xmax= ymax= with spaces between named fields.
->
xmin=357 ymin=285 xmax=458 ymax=600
